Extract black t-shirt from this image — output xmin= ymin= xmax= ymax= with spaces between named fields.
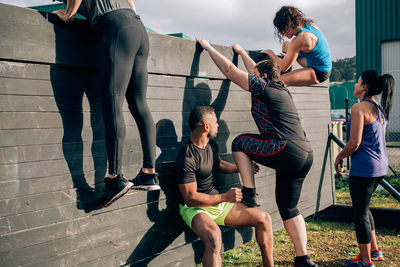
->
xmin=176 ymin=139 xmax=220 ymax=204
xmin=248 ymin=74 xmax=311 ymax=150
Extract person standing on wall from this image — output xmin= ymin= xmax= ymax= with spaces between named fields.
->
xmin=262 ymin=6 xmax=332 ymax=87
xmin=196 ymin=39 xmax=317 ymax=267
xmin=335 ymin=70 xmax=394 ymax=267
xmin=53 ymin=0 xmax=160 ymax=207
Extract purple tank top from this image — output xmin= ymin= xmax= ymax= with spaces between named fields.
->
xmin=347 ymin=100 xmax=388 ymax=177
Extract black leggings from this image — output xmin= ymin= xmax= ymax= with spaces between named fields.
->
xmin=94 ymin=9 xmax=156 ymax=175
xmin=349 ymin=175 xmax=383 ymax=244
xmin=232 ymin=135 xmax=313 ymax=220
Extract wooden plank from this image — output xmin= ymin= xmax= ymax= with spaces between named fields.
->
xmin=0 ymin=4 xmax=247 ymax=79
xmin=0 ymin=135 xmax=328 ymax=182
xmin=0 ymin=5 xmax=97 ymax=67
xmin=0 ymin=192 xmax=156 ymax=252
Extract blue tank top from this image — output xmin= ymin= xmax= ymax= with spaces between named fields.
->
xmin=296 ymin=23 xmax=332 ymax=72
xmin=347 ymin=100 xmax=388 ymax=177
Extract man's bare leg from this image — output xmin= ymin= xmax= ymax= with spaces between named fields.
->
xmin=225 ymin=202 xmax=274 ymax=267
xmin=191 ymin=213 xmax=222 ymax=267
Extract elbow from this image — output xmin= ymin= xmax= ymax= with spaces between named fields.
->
xmin=348 ymin=142 xmax=360 ymax=152
xmin=183 ymin=194 xmax=196 ymax=207
xmin=280 ymin=63 xmax=290 ymax=72
xmin=281 ymin=66 xmax=289 ymax=72
xmin=224 ymin=63 xmax=235 ymax=79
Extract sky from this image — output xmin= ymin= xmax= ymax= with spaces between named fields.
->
xmin=1 ymin=0 xmax=355 ymax=60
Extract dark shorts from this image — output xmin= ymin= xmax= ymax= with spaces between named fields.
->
xmin=313 ymin=68 xmax=331 ymax=83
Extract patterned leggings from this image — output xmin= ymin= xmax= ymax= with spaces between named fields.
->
xmin=232 ymin=134 xmax=313 ymax=220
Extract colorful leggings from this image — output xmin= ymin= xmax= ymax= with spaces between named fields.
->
xmin=232 ymin=134 xmax=313 ymax=220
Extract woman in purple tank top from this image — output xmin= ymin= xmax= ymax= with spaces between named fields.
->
xmin=334 ymin=70 xmax=394 ymax=267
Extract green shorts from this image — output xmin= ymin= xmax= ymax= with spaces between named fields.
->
xmin=179 ymin=202 xmax=234 ymax=229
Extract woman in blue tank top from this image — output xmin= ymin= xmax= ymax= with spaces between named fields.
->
xmin=262 ymin=6 xmax=332 ymax=87
xmin=334 ymin=70 xmax=395 ymax=267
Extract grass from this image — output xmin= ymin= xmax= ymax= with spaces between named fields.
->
xmin=217 ymin=218 xmax=400 ymax=266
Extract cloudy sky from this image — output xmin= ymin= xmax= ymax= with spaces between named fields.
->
xmin=1 ymin=0 xmax=355 ymax=60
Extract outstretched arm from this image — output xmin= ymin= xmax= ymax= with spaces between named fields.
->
xmin=197 ymin=39 xmax=249 ymax=91
xmin=232 ymin=44 xmax=257 ymax=75
xmin=219 ymin=159 xmax=239 ymax=174
xmin=53 ymin=0 xmax=82 ymax=22
xmin=219 ymin=159 xmax=260 ymax=174
xmin=127 ymin=0 xmax=137 ymax=12
xmin=262 ymin=38 xmax=301 ymax=72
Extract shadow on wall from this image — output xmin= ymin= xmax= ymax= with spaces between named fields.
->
xmin=125 ymin=45 xmax=253 ymax=265
xmin=47 ymin=13 xmax=253 ymax=264
xmin=47 ymin=12 xmax=105 ymax=213
xmin=125 ymin=120 xmax=191 ymax=266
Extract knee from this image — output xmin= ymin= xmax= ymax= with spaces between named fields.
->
xmin=255 ymin=212 xmax=272 ymax=229
xmin=278 ymin=206 xmax=300 ymax=221
xmin=203 ymin=229 xmax=222 ymax=253
xmin=127 ymin=95 xmax=146 ymax=112
xmin=232 ymin=134 xmax=246 ymax=152
xmin=353 ymin=212 xmax=370 ymax=226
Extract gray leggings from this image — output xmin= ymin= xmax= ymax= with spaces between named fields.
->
xmin=94 ymin=9 xmax=156 ymax=174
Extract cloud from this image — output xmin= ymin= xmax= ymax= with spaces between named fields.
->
xmin=136 ymin=0 xmax=355 ymax=59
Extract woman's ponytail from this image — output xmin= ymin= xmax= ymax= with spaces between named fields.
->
xmin=379 ymin=74 xmax=395 ymax=120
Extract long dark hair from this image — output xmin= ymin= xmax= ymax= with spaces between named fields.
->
xmin=361 ymin=70 xmax=395 ymax=120
xmin=273 ymin=6 xmax=313 ymax=42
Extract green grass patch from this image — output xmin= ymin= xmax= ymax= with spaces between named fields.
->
xmin=214 ymin=219 xmax=400 ymax=267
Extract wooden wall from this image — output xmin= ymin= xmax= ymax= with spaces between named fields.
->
xmin=0 ymin=4 xmax=334 ymax=266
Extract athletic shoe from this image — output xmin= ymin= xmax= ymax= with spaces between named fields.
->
xmin=370 ymin=250 xmax=384 ymax=261
xmin=130 ymin=170 xmax=161 ymax=191
xmin=294 ymin=256 xmax=318 ymax=267
xmin=241 ymin=192 xmax=260 ymax=207
xmin=76 ymin=185 xmax=101 ymax=212
xmin=98 ymin=175 xmax=133 ymax=207
xmin=344 ymin=256 xmax=375 ymax=267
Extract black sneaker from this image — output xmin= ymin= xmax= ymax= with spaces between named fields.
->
xmin=130 ymin=170 xmax=161 ymax=191
xmin=241 ymin=192 xmax=260 ymax=207
xmin=294 ymin=256 xmax=318 ymax=267
xmin=98 ymin=175 xmax=133 ymax=207
xmin=76 ymin=186 xmax=101 ymax=212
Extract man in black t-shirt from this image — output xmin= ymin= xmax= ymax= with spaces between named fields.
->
xmin=176 ymin=106 xmax=274 ymax=267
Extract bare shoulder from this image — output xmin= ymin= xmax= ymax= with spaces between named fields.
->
xmin=294 ymin=32 xmax=316 ymax=51
xmin=351 ymin=101 xmax=374 ymax=117
xmin=289 ymin=35 xmax=304 ymax=50
xmin=350 ymin=102 xmax=363 ymax=114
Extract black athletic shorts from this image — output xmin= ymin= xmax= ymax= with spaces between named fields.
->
xmin=313 ymin=68 xmax=331 ymax=83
